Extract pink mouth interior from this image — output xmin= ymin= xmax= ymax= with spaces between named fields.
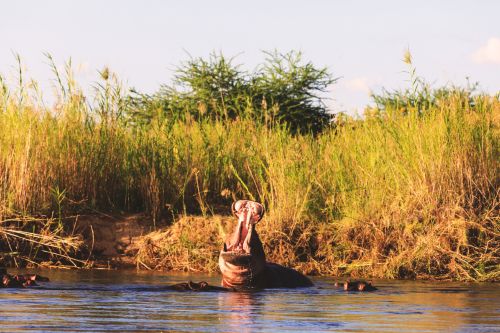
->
xmin=225 ymin=201 xmax=263 ymax=254
xmin=227 ymin=221 xmax=250 ymax=253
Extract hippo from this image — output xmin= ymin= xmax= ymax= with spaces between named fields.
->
xmin=167 ymin=280 xmax=229 ymax=292
xmin=334 ymin=280 xmax=378 ymax=292
xmin=218 ymin=200 xmax=312 ymax=290
xmin=167 ymin=200 xmax=312 ymax=292
xmin=1 ymin=268 xmax=49 ymax=288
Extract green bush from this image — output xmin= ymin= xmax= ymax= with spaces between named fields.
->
xmin=128 ymin=51 xmax=337 ymax=134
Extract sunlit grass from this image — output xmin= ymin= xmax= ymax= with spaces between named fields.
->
xmin=0 ymin=56 xmax=498 ymax=280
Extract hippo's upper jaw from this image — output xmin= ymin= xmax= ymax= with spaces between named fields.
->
xmin=219 ymin=200 xmax=266 ymax=289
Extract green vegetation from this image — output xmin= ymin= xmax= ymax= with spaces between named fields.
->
xmin=127 ymin=51 xmax=335 ymax=133
xmin=0 ymin=52 xmax=498 ymax=281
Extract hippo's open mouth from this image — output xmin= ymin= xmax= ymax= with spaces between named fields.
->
xmin=219 ymin=200 xmax=264 ymax=265
xmin=220 ymin=222 xmax=253 ymax=265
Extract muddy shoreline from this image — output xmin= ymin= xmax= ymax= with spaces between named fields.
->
xmin=2 ymin=213 xmax=498 ymax=282
xmin=1 ymin=213 xmax=232 ymax=272
xmin=74 ymin=213 xmax=158 ymax=269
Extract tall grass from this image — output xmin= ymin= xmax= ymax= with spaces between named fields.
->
xmin=0 ymin=56 xmax=498 ymax=280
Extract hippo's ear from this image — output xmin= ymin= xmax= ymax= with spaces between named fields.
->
xmin=231 ymin=201 xmax=238 ymax=217
xmin=231 ymin=200 xmax=246 ymax=217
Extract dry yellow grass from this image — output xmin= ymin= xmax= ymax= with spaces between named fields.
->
xmin=0 ymin=59 xmax=498 ymax=281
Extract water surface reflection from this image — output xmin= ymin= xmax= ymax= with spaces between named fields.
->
xmin=0 ymin=269 xmax=498 ymax=332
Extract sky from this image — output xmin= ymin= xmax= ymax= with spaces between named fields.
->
xmin=1 ymin=0 xmax=499 ymax=114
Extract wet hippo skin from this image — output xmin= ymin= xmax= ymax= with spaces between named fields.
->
xmin=334 ymin=280 xmax=378 ymax=292
xmin=166 ymin=280 xmax=229 ymax=292
xmin=1 ymin=268 xmax=49 ymax=288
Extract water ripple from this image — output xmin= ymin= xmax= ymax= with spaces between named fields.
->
xmin=0 ymin=270 xmax=499 ymax=332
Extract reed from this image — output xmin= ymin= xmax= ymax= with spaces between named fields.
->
xmin=0 ymin=55 xmax=497 ymax=280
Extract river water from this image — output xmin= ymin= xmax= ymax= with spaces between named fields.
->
xmin=0 ymin=269 xmax=498 ymax=332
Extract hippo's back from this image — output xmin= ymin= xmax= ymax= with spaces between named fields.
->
xmin=260 ymin=262 xmax=313 ymax=288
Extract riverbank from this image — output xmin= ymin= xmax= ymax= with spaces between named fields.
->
xmin=0 ymin=55 xmax=498 ymax=281
xmin=3 ymin=210 xmax=498 ymax=281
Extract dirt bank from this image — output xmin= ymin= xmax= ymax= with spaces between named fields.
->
xmin=75 ymin=214 xmax=233 ymax=271
xmin=3 ymin=212 xmax=497 ymax=282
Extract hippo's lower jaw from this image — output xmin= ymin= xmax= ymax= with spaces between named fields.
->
xmin=219 ymin=243 xmax=266 ymax=289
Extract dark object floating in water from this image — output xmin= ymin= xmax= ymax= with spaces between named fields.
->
xmin=334 ymin=280 xmax=378 ymax=292
xmin=1 ymin=269 xmax=50 ymax=288
xmin=166 ymin=281 xmax=230 ymax=292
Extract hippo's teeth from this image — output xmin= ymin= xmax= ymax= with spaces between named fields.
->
xmin=246 ymin=208 xmax=251 ymax=228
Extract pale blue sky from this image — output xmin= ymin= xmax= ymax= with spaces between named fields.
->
xmin=1 ymin=0 xmax=499 ymax=113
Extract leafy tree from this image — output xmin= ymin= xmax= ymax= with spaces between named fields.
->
xmin=252 ymin=51 xmax=336 ymax=133
xmin=127 ymin=51 xmax=337 ymax=133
